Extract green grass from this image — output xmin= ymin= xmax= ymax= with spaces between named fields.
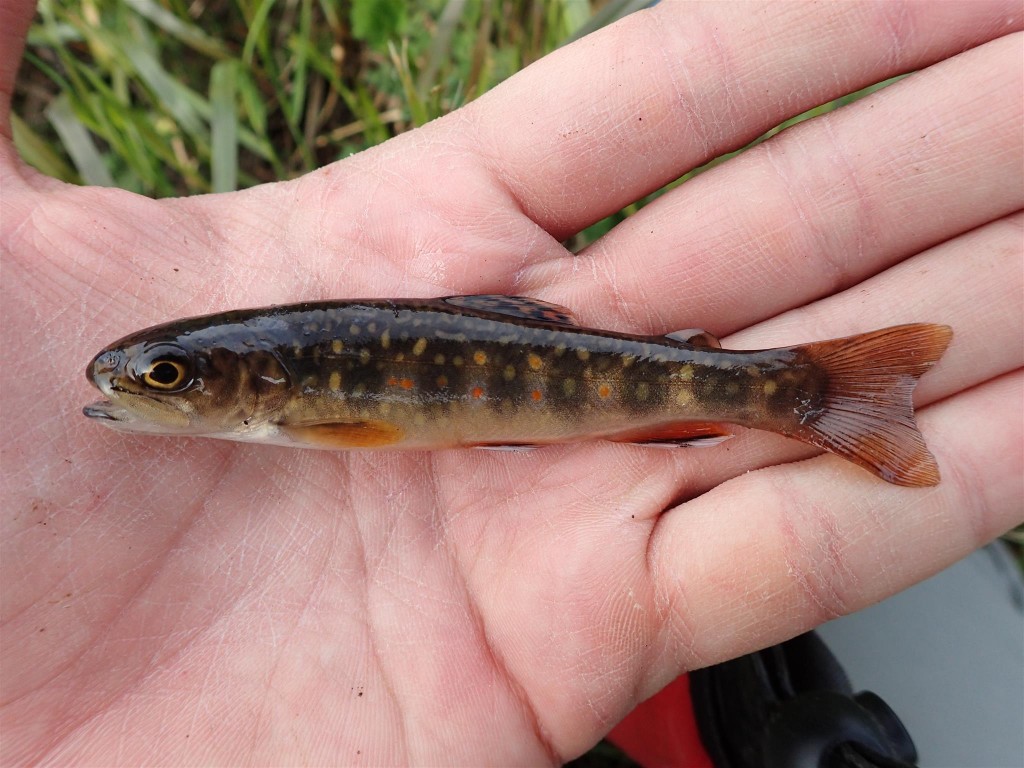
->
xmin=15 ymin=0 xmax=643 ymax=196
xmin=14 ymin=0 xmax=887 ymax=250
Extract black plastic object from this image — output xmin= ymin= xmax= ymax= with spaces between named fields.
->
xmin=690 ymin=631 xmax=918 ymax=768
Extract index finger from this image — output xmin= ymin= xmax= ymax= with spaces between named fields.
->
xmin=463 ymin=1 xmax=1021 ymax=239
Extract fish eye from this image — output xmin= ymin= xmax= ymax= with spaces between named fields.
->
xmin=135 ymin=346 xmax=193 ymax=391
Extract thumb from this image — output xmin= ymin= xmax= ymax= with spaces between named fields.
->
xmin=0 ymin=0 xmax=35 ymax=142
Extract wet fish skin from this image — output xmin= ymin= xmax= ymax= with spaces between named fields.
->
xmin=83 ymin=296 xmax=952 ymax=486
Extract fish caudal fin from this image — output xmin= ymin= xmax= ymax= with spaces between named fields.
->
xmin=788 ymin=324 xmax=953 ymax=487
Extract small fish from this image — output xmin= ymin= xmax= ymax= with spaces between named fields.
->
xmin=83 ymin=295 xmax=952 ymax=486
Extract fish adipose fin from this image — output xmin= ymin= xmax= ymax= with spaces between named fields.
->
xmin=608 ymin=421 xmax=734 ymax=447
xmin=789 ymin=323 xmax=952 ymax=487
xmin=665 ymin=328 xmax=722 ymax=348
xmin=444 ymin=295 xmax=579 ymax=326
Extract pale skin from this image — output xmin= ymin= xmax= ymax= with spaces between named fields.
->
xmin=2 ymin=1 xmax=1023 ymax=764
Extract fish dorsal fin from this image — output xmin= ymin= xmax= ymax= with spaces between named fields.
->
xmin=665 ymin=328 xmax=722 ymax=348
xmin=444 ymin=295 xmax=579 ymax=326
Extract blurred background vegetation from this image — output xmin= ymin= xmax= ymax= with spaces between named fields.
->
xmin=13 ymin=0 xmax=657 ymax=249
xmin=13 ymin=0 xmax=888 ymax=252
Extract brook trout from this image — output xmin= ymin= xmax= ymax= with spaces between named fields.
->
xmin=83 ymin=295 xmax=952 ymax=486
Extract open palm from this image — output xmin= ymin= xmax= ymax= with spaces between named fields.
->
xmin=3 ymin=2 xmax=1022 ymax=764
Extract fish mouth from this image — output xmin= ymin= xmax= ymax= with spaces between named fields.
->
xmin=82 ymin=403 xmax=117 ymax=421
xmin=83 ymin=398 xmax=133 ymax=424
xmin=82 ymin=395 xmax=189 ymax=433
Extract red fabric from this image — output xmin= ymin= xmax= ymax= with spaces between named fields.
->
xmin=607 ymin=674 xmax=713 ymax=768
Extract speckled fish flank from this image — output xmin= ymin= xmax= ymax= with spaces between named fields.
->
xmin=83 ymin=295 xmax=952 ymax=486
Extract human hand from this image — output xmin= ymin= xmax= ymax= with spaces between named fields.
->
xmin=3 ymin=1 xmax=1022 ymax=763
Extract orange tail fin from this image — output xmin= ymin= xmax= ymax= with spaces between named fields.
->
xmin=788 ymin=324 xmax=953 ymax=487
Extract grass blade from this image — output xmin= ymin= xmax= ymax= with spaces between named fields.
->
xmin=123 ymin=0 xmax=230 ymax=60
xmin=45 ymin=94 xmax=113 ymax=187
xmin=11 ymin=113 xmax=77 ymax=181
xmin=210 ymin=60 xmax=239 ymax=192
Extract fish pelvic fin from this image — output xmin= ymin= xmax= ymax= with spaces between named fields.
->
xmin=787 ymin=323 xmax=953 ymax=487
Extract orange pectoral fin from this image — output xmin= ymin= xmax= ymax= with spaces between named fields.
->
xmin=281 ymin=420 xmax=405 ymax=448
xmin=607 ymin=421 xmax=733 ymax=448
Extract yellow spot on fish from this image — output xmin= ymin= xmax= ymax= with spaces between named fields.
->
xmin=349 ymin=324 xmax=360 ymax=335
xmin=413 ymin=412 xmax=427 ymax=427
xmin=353 ymin=383 xmax=366 ymax=397
xmin=676 ymin=365 xmax=694 ymax=381
xmin=359 ymin=348 xmax=371 ymax=365
xmin=453 ymin=355 xmax=465 ymax=367
xmin=676 ymin=388 xmax=693 ymax=406
xmin=413 ymin=338 xmax=427 ymax=356
xmin=636 ymin=382 xmax=650 ymax=401
xmin=331 ymin=339 xmax=344 ymax=354
xmin=528 ymin=354 xmax=543 ymax=371
xmin=395 ymin=352 xmax=405 ymax=362
xmin=474 ymin=350 xmax=488 ymax=365
xmin=380 ymin=402 xmax=392 ymax=416
xmin=436 ymin=375 xmax=448 ymax=388
xmin=367 ymin=322 xmax=377 ymax=333
xmin=563 ymin=379 xmax=576 ymax=396
xmin=293 ymin=343 xmax=303 ymax=358
xmin=576 ymin=348 xmax=590 ymax=362
xmin=380 ymin=329 xmax=390 ymax=349
xmin=302 ymin=374 xmax=318 ymax=388
xmin=503 ymin=365 xmax=516 ymax=381
xmin=554 ymin=344 xmax=567 ymax=357
xmin=725 ymin=382 xmax=740 ymax=395
xmin=744 ymin=365 xmax=761 ymax=377
xmin=622 ymin=355 xmax=636 ymax=368
xmin=329 ymin=372 xmax=341 ymax=391
xmin=434 ymin=353 xmax=445 ymax=365
xmin=764 ymin=380 xmax=778 ymax=396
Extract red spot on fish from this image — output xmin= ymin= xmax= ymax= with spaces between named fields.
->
xmin=531 ymin=389 xmax=543 ymax=401
xmin=400 ymin=378 xmax=414 ymax=390
xmin=471 ymin=386 xmax=484 ymax=399
xmin=598 ymin=384 xmax=611 ymax=399
xmin=387 ymin=377 xmax=398 ymax=387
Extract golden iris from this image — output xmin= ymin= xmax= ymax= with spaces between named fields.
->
xmin=142 ymin=358 xmax=188 ymax=390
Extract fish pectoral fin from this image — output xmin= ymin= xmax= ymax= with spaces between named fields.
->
xmin=280 ymin=419 xmax=405 ymax=448
xmin=664 ymin=328 xmax=722 ymax=348
xmin=444 ymin=295 xmax=579 ymax=326
xmin=608 ymin=421 xmax=733 ymax=448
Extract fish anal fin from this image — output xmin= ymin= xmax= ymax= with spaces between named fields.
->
xmin=444 ymin=295 xmax=579 ymax=326
xmin=665 ymin=328 xmax=722 ymax=348
xmin=473 ymin=444 xmax=540 ymax=452
xmin=281 ymin=420 xmax=405 ymax=448
xmin=785 ymin=323 xmax=953 ymax=487
xmin=608 ymin=421 xmax=733 ymax=448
